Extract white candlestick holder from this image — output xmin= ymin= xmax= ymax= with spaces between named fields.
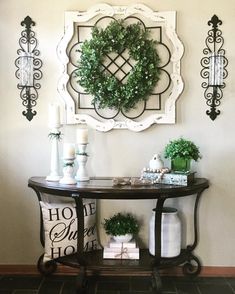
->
xmin=46 ymin=127 xmax=62 ymax=181
xmin=59 ymin=158 xmax=77 ymax=185
xmin=75 ymin=144 xmax=89 ymax=182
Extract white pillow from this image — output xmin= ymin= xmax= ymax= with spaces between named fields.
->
xmin=40 ymin=195 xmax=100 ymax=262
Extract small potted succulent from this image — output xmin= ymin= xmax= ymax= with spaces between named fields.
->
xmin=103 ymin=212 xmax=140 ymax=243
xmin=164 ymin=137 xmax=201 ymax=173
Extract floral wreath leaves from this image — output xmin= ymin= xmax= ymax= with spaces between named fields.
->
xmin=76 ymin=20 xmax=161 ymax=112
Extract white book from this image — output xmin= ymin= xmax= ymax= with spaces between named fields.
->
xmin=109 ymin=239 xmax=137 ymax=249
xmin=104 ymin=246 xmax=139 ymax=253
xmin=103 ymin=252 xmax=139 ymax=259
xmin=103 ymin=247 xmax=139 ymax=259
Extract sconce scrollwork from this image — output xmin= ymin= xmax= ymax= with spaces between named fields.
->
xmin=200 ymin=15 xmax=228 ymax=121
xmin=15 ymin=16 xmax=42 ymax=121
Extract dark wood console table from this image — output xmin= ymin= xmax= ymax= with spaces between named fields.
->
xmin=28 ymin=176 xmax=209 ymax=293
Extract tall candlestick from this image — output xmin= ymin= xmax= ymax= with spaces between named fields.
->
xmin=48 ymin=104 xmax=61 ymax=129
xmin=46 ymin=126 xmax=61 ymax=182
xmin=76 ymin=128 xmax=88 ymax=144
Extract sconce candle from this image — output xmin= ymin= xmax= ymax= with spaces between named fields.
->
xmin=48 ymin=104 xmax=61 ymax=129
xmin=209 ymin=53 xmax=223 ymax=87
xmin=76 ymin=128 xmax=88 ymax=144
xmin=19 ymin=52 xmax=34 ymax=87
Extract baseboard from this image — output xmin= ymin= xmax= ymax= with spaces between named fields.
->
xmin=0 ymin=264 xmax=77 ymax=275
xmin=0 ymin=265 xmax=235 ymax=277
xmin=160 ymin=266 xmax=235 ymax=277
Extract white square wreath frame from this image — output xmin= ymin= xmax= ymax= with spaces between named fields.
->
xmin=57 ymin=3 xmax=184 ymax=132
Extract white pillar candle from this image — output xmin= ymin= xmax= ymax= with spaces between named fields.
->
xmin=63 ymin=143 xmax=75 ymax=159
xmin=209 ymin=52 xmax=223 ymax=86
xmin=209 ymin=53 xmax=215 ymax=86
xmin=76 ymin=128 xmax=88 ymax=144
xmin=48 ymin=104 xmax=61 ymax=128
xmin=214 ymin=53 xmax=223 ymax=86
xmin=19 ymin=52 xmax=34 ymax=87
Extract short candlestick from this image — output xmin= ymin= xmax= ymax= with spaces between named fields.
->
xmin=59 ymin=158 xmax=77 ymax=185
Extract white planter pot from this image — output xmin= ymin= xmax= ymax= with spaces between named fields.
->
xmin=113 ymin=234 xmax=133 ymax=243
xmin=149 ymin=207 xmax=181 ymax=258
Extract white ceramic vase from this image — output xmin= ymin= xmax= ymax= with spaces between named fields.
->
xmin=149 ymin=207 xmax=181 ymax=258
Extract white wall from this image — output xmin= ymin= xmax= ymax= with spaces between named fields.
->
xmin=0 ymin=0 xmax=235 ymax=266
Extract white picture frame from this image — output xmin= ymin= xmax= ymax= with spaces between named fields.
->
xmin=57 ymin=3 xmax=184 ymax=132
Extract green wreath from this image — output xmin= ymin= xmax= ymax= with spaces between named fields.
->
xmin=76 ymin=20 xmax=161 ymax=112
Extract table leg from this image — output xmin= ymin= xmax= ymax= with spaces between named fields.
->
xmin=187 ymin=189 xmax=204 ymax=251
xmin=72 ymin=194 xmax=88 ymax=292
xmin=75 ymin=266 xmax=88 ymax=293
xmin=37 ymin=254 xmax=57 ymax=275
xmin=28 ymin=186 xmax=45 ymax=247
xmin=182 ymin=254 xmax=202 ymax=277
xmin=153 ymin=197 xmax=166 ymax=264
xmin=72 ymin=194 xmax=86 ymax=265
xmin=151 ymin=268 xmax=162 ymax=293
xmin=29 ymin=186 xmax=58 ymax=275
xmin=183 ymin=189 xmax=205 ymax=277
xmin=151 ymin=197 xmax=166 ymax=293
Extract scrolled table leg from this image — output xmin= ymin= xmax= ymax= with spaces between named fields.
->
xmin=37 ymin=254 xmax=57 ymax=276
xmin=182 ymin=254 xmax=202 ymax=277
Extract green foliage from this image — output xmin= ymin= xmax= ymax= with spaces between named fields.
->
xmin=103 ymin=212 xmax=140 ymax=236
xmin=164 ymin=137 xmax=201 ymax=161
xmin=63 ymin=162 xmax=74 ymax=167
xmin=76 ymin=20 xmax=161 ymax=112
xmin=48 ymin=131 xmax=62 ymax=141
xmin=76 ymin=152 xmax=88 ymax=156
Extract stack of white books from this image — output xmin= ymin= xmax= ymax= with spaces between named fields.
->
xmin=103 ymin=239 xmax=139 ymax=259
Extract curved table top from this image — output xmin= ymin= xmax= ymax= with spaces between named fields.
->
xmin=28 ymin=177 xmax=209 ymax=200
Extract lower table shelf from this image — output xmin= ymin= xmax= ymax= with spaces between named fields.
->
xmin=38 ymin=248 xmax=201 ymax=277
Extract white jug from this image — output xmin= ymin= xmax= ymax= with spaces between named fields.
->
xmin=149 ymin=207 xmax=181 ymax=258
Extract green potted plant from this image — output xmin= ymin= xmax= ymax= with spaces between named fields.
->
xmin=164 ymin=137 xmax=201 ymax=173
xmin=103 ymin=212 xmax=140 ymax=243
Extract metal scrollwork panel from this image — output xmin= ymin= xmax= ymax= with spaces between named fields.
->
xmin=15 ymin=16 xmax=42 ymax=121
xmin=200 ymin=15 xmax=228 ymax=121
xmin=57 ymin=4 xmax=184 ymax=131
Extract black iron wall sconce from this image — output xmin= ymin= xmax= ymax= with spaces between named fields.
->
xmin=15 ymin=16 xmax=42 ymax=121
xmin=200 ymin=15 xmax=228 ymax=121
